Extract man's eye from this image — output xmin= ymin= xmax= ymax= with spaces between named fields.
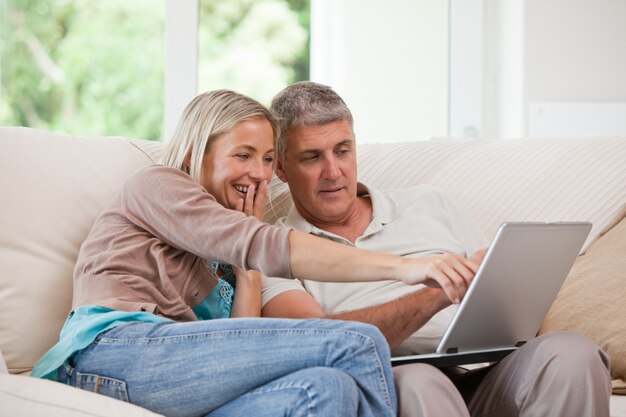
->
xmin=304 ymin=154 xmax=318 ymax=161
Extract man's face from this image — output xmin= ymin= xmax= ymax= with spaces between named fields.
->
xmin=276 ymin=119 xmax=358 ymax=225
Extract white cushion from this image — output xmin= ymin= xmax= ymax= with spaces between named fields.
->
xmin=0 ymin=127 xmax=163 ymax=373
xmin=612 ymin=395 xmax=626 ymax=417
xmin=0 ymin=350 xmax=7 ymax=374
xmin=0 ymin=374 xmax=162 ymax=417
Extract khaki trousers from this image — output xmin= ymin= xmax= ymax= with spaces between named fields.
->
xmin=393 ymin=332 xmax=611 ymax=417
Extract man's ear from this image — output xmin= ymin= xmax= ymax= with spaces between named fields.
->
xmin=274 ymin=157 xmax=288 ymax=183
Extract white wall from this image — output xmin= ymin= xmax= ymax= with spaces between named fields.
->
xmin=162 ymin=1 xmax=626 ymax=142
xmin=164 ymin=0 xmax=198 ymax=140
xmin=486 ymin=0 xmax=626 ymax=139
xmin=311 ymin=0 xmax=449 ymax=143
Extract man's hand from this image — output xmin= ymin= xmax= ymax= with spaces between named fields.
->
xmin=401 ymin=253 xmax=480 ymax=304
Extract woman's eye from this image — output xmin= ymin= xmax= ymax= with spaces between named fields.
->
xmin=263 ymin=156 xmax=274 ymax=163
xmin=236 ymin=154 xmax=251 ymax=160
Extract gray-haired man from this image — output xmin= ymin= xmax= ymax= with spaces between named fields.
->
xmin=261 ymin=81 xmax=611 ymax=417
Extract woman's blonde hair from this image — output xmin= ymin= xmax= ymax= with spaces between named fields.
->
xmin=162 ymin=89 xmax=279 ymax=183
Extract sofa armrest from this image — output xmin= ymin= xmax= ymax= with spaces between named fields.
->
xmin=0 ymin=374 xmax=163 ymax=417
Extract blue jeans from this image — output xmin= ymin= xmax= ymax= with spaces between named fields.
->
xmin=58 ymin=318 xmax=397 ymax=417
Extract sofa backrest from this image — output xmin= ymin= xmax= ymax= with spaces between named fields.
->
xmin=267 ymin=137 xmax=626 ymax=251
xmin=1 ymin=127 xmax=625 ymax=375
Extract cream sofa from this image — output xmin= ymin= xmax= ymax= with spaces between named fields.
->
xmin=1 ymin=126 xmax=625 ymax=416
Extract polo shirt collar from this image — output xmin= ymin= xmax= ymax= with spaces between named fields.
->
xmin=283 ymin=182 xmax=397 ymax=237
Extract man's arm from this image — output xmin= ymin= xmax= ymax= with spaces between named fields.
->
xmin=262 ymin=287 xmax=451 ymax=349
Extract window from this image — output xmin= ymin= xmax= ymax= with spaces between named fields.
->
xmin=0 ymin=0 xmax=165 ymax=140
xmin=198 ymin=0 xmax=310 ymax=106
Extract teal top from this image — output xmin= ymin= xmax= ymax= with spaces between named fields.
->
xmin=30 ymin=306 xmax=171 ymax=380
xmin=193 ymin=262 xmax=235 ymax=320
xmin=32 ymin=262 xmax=236 ymax=380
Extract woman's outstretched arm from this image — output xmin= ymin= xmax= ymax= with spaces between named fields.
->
xmin=288 ymin=230 xmax=480 ymax=305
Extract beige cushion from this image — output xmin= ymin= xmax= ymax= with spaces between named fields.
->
xmin=0 ymin=127 xmax=163 ymax=373
xmin=0 ymin=374 xmax=162 ymax=417
xmin=540 ymin=216 xmax=626 ymax=394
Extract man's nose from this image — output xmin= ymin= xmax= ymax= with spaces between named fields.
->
xmin=322 ymin=157 xmax=341 ymax=179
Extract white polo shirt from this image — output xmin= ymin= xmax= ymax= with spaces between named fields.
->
xmin=262 ymin=183 xmax=488 ymax=354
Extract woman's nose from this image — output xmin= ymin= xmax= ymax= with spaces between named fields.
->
xmin=249 ymin=159 xmax=269 ymax=180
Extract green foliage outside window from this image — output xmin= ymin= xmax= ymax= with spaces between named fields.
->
xmin=198 ymin=0 xmax=309 ymax=106
xmin=0 ymin=0 xmax=310 ymax=141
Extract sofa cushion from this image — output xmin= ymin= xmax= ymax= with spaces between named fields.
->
xmin=0 ymin=374 xmax=163 ymax=417
xmin=0 ymin=127 xmax=163 ymax=373
xmin=540 ymin=216 xmax=626 ymax=394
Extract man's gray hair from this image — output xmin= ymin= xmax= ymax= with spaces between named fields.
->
xmin=270 ymin=81 xmax=353 ymax=159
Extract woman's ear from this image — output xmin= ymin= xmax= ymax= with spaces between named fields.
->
xmin=274 ymin=157 xmax=288 ymax=183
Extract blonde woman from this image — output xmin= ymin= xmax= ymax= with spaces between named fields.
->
xmin=32 ymin=90 xmax=474 ymax=417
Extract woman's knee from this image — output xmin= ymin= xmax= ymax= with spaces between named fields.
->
xmin=209 ymin=367 xmax=359 ymax=417
xmin=294 ymin=367 xmax=359 ymax=415
xmin=334 ymin=319 xmax=389 ymax=351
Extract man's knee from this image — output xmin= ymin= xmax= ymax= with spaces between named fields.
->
xmin=534 ymin=332 xmax=609 ymax=367
xmin=393 ymin=364 xmax=469 ymax=417
xmin=394 ymin=363 xmax=447 ymax=385
xmin=393 ymin=364 xmax=463 ymax=399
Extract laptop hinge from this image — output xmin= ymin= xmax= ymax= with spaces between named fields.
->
xmin=515 ymin=341 xmax=526 ymax=347
xmin=446 ymin=347 xmax=459 ymax=354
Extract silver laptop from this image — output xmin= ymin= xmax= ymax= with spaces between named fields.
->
xmin=391 ymin=221 xmax=591 ymax=368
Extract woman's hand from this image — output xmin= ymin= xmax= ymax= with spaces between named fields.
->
xmin=231 ymin=179 xmax=267 ymax=317
xmin=470 ymin=247 xmax=488 ymax=266
xmin=234 ymin=180 xmax=268 ymax=221
xmin=229 ymin=267 xmax=261 ymax=317
xmin=400 ymin=253 xmax=481 ymax=304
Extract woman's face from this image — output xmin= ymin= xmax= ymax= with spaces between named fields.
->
xmin=200 ymin=118 xmax=275 ymax=209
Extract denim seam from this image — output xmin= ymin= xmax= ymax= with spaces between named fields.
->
xmin=359 ymin=331 xmax=395 ymax=412
xmin=247 ymin=383 xmax=317 ymax=417
xmin=97 ymin=328 xmax=374 ymax=345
